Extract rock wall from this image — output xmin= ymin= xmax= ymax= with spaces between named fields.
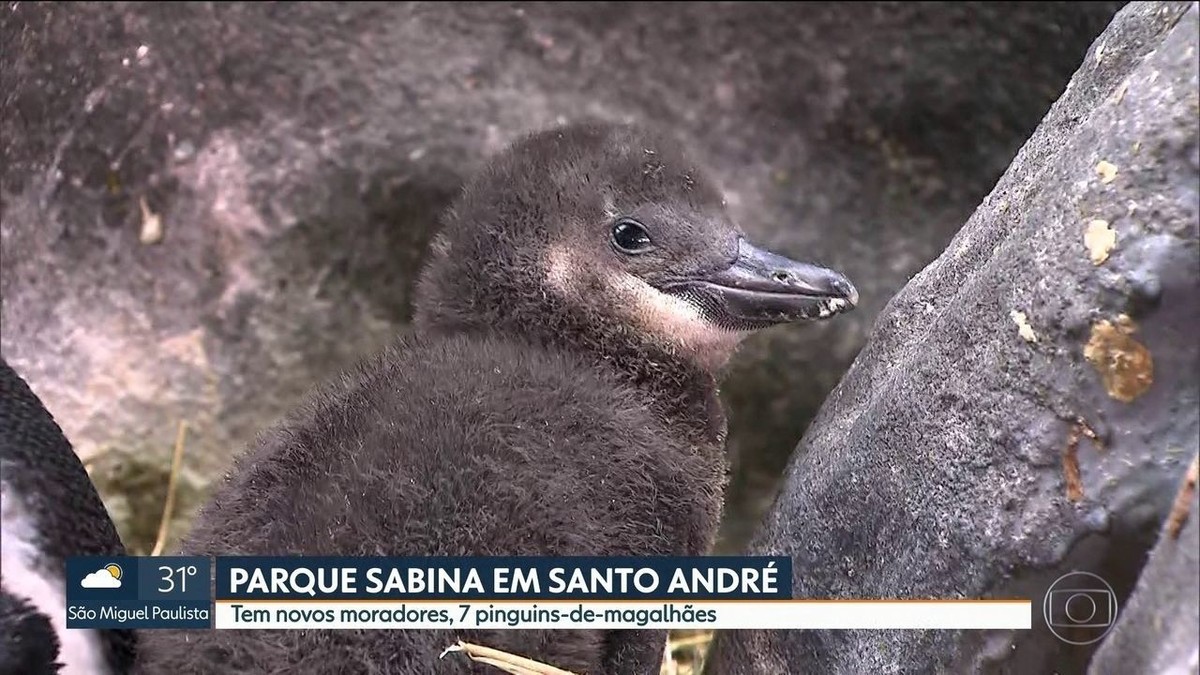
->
xmin=1089 ymin=459 xmax=1198 ymax=675
xmin=707 ymin=2 xmax=1199 ymax=672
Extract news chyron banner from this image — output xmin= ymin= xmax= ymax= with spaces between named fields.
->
xmin=67 ymin=556 xmax=1032 ymax=631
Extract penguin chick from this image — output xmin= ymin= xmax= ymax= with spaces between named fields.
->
xmin=135 ymin=121 xmax=857 ymax=675
xmin=0 ymin=356 xmax=137 ymax=674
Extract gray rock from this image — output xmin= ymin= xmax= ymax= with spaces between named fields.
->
xmin=0 ymin=3 xmax=1120 ymax=552
xmin=1089 ymin=464 xmax=1199 ymax=675
xmin=707 ymin=1 xmax=1199 ymax=673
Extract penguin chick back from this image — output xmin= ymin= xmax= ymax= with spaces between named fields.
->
xmin=135 ymin=332 xmax=726 ymax=675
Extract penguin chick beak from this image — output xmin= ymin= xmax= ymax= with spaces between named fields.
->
xmin=656 ymin=238 xmax=859 ymax=329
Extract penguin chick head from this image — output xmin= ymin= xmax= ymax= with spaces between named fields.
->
xmin=415 ymin=121 xmax=858 ymax=370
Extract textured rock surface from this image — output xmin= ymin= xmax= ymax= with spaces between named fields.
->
xmin=1089 ymin=461 xmax=1199 ymax=675
xmin=706 ymin=2 xmax=1200 ymax=673
xmin=0 ymin=2 xmax=1120 ymax=552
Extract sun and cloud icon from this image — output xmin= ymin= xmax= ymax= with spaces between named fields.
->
xmin=80 ymin=563 xmax=123 ymax=589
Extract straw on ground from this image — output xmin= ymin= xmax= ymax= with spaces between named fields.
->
xmin=439 ymin=632 xmax=714 ymax=675
xmin=150 ymin=420 xmax=189 ymax=556
xmin=440 ymin=641 xmax=578 ymax=675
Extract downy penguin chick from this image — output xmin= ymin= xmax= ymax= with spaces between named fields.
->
xmin=0 ymin=356 xmax=138 ymax=674
xmin=135 ymin=121 xmax=858 ymax=675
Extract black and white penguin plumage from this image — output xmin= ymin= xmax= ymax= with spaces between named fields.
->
xmin=135 ymin=121 xmax=857 ymax=675
xmin=0 ymin=356 xmax=137 ymax=674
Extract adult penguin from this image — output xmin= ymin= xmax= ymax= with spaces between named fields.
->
xmin=1 ymin=356 xmax=137 ymax=674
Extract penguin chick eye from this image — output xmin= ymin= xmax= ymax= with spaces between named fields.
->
xmin=611 ymin=218 xmax=654 ymax=254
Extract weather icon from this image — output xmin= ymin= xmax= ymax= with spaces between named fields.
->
xmin=81 ymin=563 xmax=123 ymax=589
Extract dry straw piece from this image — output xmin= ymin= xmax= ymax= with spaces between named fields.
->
xmin=1165 ymin=454 xmax=1199 ymax=540
xmin=438 ymin=633 xmax=715 ymax=675
xmin=151 ymin=420 xmax=189 ymax=556
xmin=440 ymin=641 xmax=578 ymax=675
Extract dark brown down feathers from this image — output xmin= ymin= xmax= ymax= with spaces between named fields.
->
xmin=135 ymin=122 xmax=749 ymax=674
